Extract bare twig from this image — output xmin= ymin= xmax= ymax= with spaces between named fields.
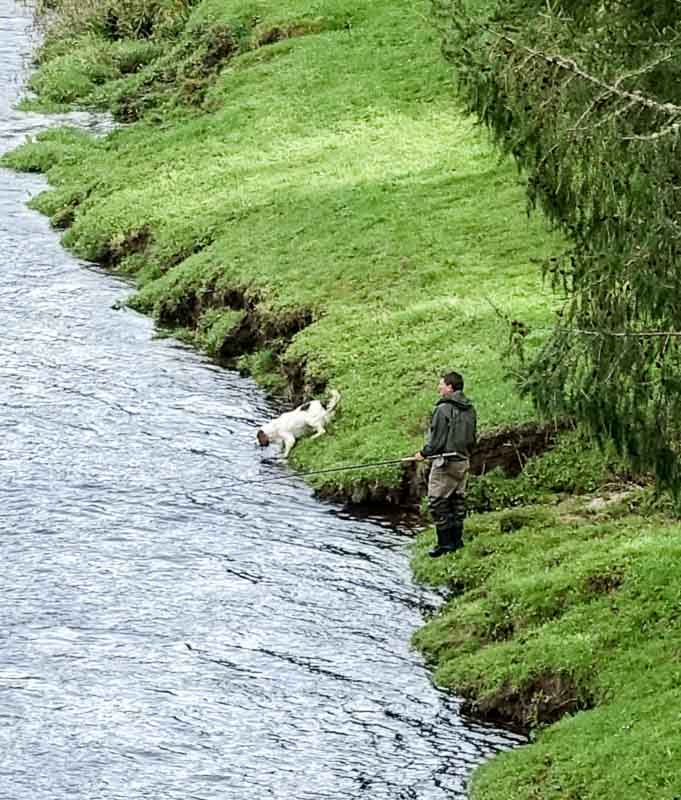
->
xmin=623 ymin=121 xmax=681 ymax=142
xmin=483 ymin=294 xmax=513 ymax=324
xmin=542 ymin=327 xmax=681 ymax=339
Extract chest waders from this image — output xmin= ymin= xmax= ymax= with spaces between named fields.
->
xmin=427 ymin=458 xmax=468 ymax=558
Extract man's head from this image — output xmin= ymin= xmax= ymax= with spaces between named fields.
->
xmin=256 ymin=429 xmax=270 ymax=447
xmin=438 ymin=371 xmax=464 ymax=397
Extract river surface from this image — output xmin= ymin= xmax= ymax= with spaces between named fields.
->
xmin=0 ymin=4 xmax=521 ymax=798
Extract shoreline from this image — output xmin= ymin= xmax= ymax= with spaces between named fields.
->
xmin=7 ymin=2 xmax=680 ymax=797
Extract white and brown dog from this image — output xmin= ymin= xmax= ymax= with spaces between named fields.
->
xmin=256 ymin=390 xmax=341 ymax=457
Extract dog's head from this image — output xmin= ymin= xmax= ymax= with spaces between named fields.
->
xmin=256 ymin=429 xmax=270 ymax=447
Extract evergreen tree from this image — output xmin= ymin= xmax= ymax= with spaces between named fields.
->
xmin=432 ymin=0 xmax=681 ymax=494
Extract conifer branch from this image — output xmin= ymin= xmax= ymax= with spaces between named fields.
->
xmin=623 ymin=122 xmax=681 ymax=142
xmin=560 ymin=329 xmax=681 ymax=338
xmin=488 ymin=28 xmax=681 ymax=123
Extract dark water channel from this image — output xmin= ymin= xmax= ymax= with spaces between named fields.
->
xmin=0 ymin=4 xmax=522 ymax=798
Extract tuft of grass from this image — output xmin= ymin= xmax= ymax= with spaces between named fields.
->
xmin=238 ymin=349 xmax=290 ymax=396
xmin=35 ymin=0 xmax=192 ymax=44
xmin=193 ymin=307 xmax=245 ymax=356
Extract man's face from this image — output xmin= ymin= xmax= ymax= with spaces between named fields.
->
xmin=438 ymin=378 xmax=454 ymax=397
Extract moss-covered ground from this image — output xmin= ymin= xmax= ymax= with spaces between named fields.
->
xmin=7 ymin=1 xmax=681 ymax=797
xmin=3 ymin=0 xmax=562 ymax=494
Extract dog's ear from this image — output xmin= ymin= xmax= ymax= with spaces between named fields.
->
xmin=256 ymin=430 xmax=269 ymax=447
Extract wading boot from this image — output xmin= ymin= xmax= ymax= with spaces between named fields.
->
xmin=428 ymin=524 xmax=461 ymax=558
xmin=428 ymin=524 xmax=449 ymax=558
xmin=450 ymin=522 xmax=464 ymax=552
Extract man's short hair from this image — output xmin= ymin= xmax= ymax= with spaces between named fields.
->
xmin=442 ymin=371 xmax=464 ymax=391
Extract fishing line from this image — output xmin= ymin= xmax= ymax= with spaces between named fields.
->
xmin=224 ymin=452 xmax=463 ymax=489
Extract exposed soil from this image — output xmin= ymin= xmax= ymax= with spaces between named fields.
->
xmin=256 ymin=21 xmax=324 ymax=47
xmin=585 ymin=572 xmax=623 ymax=595
xmin=199 ymin=29 xmax=238 ymax=71
xmin=460 ymin=671 xmax=595 ymax=730
xmin=218 ymin=306 xmax=313 ymax=362
xmin=471 ymin=421 xmax=570 ymax=477
xmin=147 ymin=280 xmax=320 ymax=402
xmin=101 ymin=225 xmax=153 ymax=268
xmin=282 ymin=355 xmax=328 ymax=405
xmin=317 ymin=420 xmax=570 ymax=508
xmin=51 ymin=194 xmax=86 ymax=229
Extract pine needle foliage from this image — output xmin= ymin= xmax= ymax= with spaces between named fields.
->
xmin=432 ymin=0 xmax=681 ymax=497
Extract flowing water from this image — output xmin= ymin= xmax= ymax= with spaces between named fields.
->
xmin=0 ymin=4 xmax=522 ymax=798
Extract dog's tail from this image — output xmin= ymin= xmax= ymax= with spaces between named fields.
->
xmin=325 ymin=389 xmax=341 ymax=416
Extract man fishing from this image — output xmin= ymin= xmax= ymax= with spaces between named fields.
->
xmin=414 ymin=371 xmax=477 ymax=557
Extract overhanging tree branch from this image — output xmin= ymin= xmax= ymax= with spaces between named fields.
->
xmin=434 ymin=0 xmax=681 ymax=498
xmin=486 ymin=27 xmax=681 ymax=132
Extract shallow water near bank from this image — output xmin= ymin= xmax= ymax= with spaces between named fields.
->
xmin=0 ymin=3 xmax=522 ymax=797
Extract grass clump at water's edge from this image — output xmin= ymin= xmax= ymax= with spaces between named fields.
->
xmin=3 ymin=0 xmax=563 ymax=496
xmin=412 ymin=498 xmax=681 ymax=799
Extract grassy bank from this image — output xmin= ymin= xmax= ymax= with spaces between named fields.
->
xmin=412 ymin=494 xmax=681 ymax=798
xmin=3 ymin=0 xmax=562 ymax=498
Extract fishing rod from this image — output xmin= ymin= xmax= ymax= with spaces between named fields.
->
xmin=231 ymin=452 xmax=463 ymax=487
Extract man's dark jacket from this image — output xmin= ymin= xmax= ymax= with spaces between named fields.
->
xmin=420 ymin=390 xmax=477 ymax=460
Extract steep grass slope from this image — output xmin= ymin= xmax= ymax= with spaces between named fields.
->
xmin=3 ymin=0 xmax=561 ymax=494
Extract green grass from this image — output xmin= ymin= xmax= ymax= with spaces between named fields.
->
xmin=412 ymin=499 xmax=681 ymax=799
xmin=3 ymin=0 xmax=562 ymax=495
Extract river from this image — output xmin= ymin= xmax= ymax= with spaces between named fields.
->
xmin=0 ymin=3 xmax=521 ymax=798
